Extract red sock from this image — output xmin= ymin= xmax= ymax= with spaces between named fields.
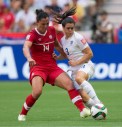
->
xmin=20 ymin=94 xmax=36 ymax=115
xmin=68 ymin=89 xmax=85 ymax=112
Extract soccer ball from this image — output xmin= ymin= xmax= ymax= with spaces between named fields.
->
xmin=91 ymin=103 xmax=107 ymax=120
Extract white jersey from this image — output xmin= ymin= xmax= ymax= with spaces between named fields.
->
xmin=61 ymin=32 xmax=88 ymax=60
xmin=60 ymin=32 xmax=95 ymax=90
xmin=60 ymin=31 xmax=90 ymax=71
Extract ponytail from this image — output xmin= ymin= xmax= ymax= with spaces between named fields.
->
xmin=35 ymin=9 xmax=44 ymax=15
xmin=35 ymin=9 xmax=49 ymax=22
xmin=52 ymin=6 xmax=76 ymax=24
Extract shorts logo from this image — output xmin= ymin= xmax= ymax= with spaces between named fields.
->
xmin=82 ymin=65 xmax=85 ymax=68
xmin=32 ymin=73 xmax=35 ymax=77
xmin=49 ymin=35 xmax=52 ymax=39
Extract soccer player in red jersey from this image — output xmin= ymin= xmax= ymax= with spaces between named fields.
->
xmin=18 ymin=9 xmax=90 ymax=121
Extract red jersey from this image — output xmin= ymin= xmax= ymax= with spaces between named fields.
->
xmin=2 ymin=12 xmax=15 ymax=29
xmin=26 ymin=26 xmax=57 ymax=67
xmin=26 ymin=26 xmax=64 ymax=85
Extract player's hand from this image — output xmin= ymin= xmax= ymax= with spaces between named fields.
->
xmin=68 ymin=60 xmax=78 ymax=66
xmin=27 ymin=57 xmax=36 ymax=67
xmin=52 ymin=52 xmax=58 ymax=60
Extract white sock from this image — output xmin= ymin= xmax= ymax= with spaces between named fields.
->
xmin=85 ymin=98 xmax=96 ymax=109
xmin=80 ymin=80 xmax=101 ymax=104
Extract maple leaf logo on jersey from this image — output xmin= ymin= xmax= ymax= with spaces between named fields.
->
xmin=81 ymin=39 xmax=87 ymax=45
xmin=49 ymin=35 xmax=52 ymax=39
xmin=38 ymin=38 xmax=41 ymax=41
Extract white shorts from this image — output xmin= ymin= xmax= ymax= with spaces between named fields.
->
xmin=69 ymin=61 xmax=95 ymax=90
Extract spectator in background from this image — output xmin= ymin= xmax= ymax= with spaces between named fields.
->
xmin=0 ymin=1 xmax=4 ymax=17
xmin=57 ymin=0 xmax=71 ymax=8
xmin=84 ymin=2 xmax=98 ymax=40
xmin=28 ymin=0 xmax=51 ymax=11
xmin=14 ymin=19 xmax=27 ymax=32
xmin=93 ymin=10 xmax=113 ymax=43
xmin=10 ymin=0 xmax=22 ymax=16
xmin=82 ymin=1 xmax=98 ymax=31
xmin=2 ymin=0 xmax=10 ymax=7
xmin=0 ymin=5 xmax=15 ymax=32
xmin=63 ymin=3 xmax=78 ymax=22
xmin=14 ymin=2 xmax=36 ymax=32
xmin=95 ymin=0 xmax=105 ymax=9
xmin=50 ymin=0 xmax=62 ymax=13
xmin=70 ymin=0 xmax=85 ymax=30
xmin=0 ymin=18 xmax=7 ymax=32
xmin=44 ymin=5 xmax=53 ymax=20
xmin=70 ymin=0 xmax=85 ymax=19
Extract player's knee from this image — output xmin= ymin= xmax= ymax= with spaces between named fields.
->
xmin=32 ymin=89 xmax=42 ymax=99
xmin=64 ymin=79 xmax=74 ymax=90
xmin=75 ymin=76 xmax=84 ymax=85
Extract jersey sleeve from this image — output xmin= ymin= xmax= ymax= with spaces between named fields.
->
xmin=76 ymin=33 xmax=89 ymax=50
xmin=26 ymin=32 xmax=35 ymax=43
xmin=50 ymin=26 xmax=57 ymax=40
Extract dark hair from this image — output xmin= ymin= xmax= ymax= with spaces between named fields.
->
xmin=62 ymin=17 xmax=75 ymax=27
xmin=52 ymin=6 xmax=76 ymax=24
xmin=99 ymin=10 xmax=108 ymax=15
xmin=35 ymin=9 xmax=49 ymax=22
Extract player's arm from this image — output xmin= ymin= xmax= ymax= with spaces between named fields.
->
xmin=52 ymin=52 xmax=65 ymax=60
xmin=78 ymin=46 xmax=93 ymax=64
xmin=69 ymin=46 xmax=93 ymax=66
xmin=54 ymin=38 xmax=67 ymax=59
xmin=23 ymin=41 xmax=36 ymax=67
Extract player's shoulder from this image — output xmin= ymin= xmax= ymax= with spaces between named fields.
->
xmin=59 ymin=35 xmax=65 ymax=46
xmin=73 ymin=31 xmax=88 ymax=46
xmin=60 ymin=35 xmax=65 ymax=42
xmin=48 ymin=26 xmax=55 ymax=32
xmin=61 ymin=35 xmax=65 ymax=40
xmin=74 ymin=31 xmax=84 ymax=40
xmin=26 ymin=29 xmax=36 ymax=40
xmin=27 ymin=28 xmax=36 ymax=36
xmin=48 ymin=26 xmax=56 ymax=36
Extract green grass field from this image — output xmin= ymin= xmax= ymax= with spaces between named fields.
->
xmin=0 ymin=81 xmax=122 ymax=127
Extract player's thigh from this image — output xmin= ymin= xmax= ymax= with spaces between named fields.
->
xmin=75 ymin=71 xmax=88 ymax=84
xmin=79 ymin=63 xmax=95 ymax=79
xmin=32 ymin=76 xmax=44 ymax=98
xmin=76 ymin=63 xmax=94 ymax=83
xmin=54 ymin=72 xmax=74 ymax=90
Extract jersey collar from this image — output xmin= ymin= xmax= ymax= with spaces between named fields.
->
xmin=35 ymin=28 xmax=47 ymax=36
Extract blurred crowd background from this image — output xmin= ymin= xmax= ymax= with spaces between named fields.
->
xmin=0 ymin=0 xmax=122 ymax=43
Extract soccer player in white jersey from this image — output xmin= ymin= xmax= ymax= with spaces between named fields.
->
xmin=53 ymin=8 xmax=102 ymax=108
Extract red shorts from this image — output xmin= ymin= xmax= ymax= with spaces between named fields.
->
xmin=29 ymin=65 xmax=64 ymax=85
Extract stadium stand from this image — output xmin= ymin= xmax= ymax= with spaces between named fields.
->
xmin=0 ymin=0 xmax=122 ymax=43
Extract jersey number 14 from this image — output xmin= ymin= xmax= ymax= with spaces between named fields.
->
xmin=43 ymin=45 xmax=49 ymax=52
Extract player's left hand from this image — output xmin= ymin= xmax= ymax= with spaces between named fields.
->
xmin=68 ymin=60 xmax=78 ymax=66
xmin=52 ymin=52 xmax=58 ymax=60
